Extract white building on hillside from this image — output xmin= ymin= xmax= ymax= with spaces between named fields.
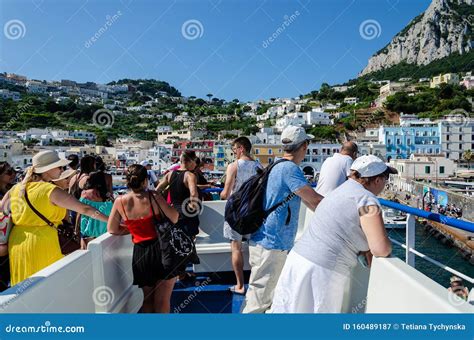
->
xmin=438 ymin=117 xmax=474 ymax=161
xmin=300 ymin=143 xmax=341 ymax=177
xmin=156 ymin=126 xmax=173 ymax=133
xmin=377 ymin=82 xmax=406 ymax=107
xmin=0 ymin=138 xmax=24 ymax=164
xmin=257 ymin=107 xmax=278 ymax=121
xmin=0 ymin=89 xmax=21 ymax=101
xmin=389 ymin=154 xmax=457 ymax=181
xmin=157 ymin=129 xmax=205 ymax=143
xmin=430 ymin=73 xmax=459 ymax=88
xmin=343 ymin=97 xmax=359 ymax=105
xmin=145 ymin=145 xmax=173 ymax=171
xmin=252 ymin=127 xmax=280 ymax=145
xmin=332 ymin=85 xmax=348 ymax=92
xmin=26 ymin=81 xmax=48 ymax=95
xmin=306 ymin=110 xmax=331 ymax=125
xmin=275 ymin=112 xmax=306 ymax=132
xmin=71 ymin=130 xmax=96 ymax=143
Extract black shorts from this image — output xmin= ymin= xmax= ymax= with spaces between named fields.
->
xmin=132 ymin=239 xmax=176 ymax=287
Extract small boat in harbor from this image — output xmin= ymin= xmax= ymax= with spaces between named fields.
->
xmin=383 ymin=208 xmax=407 ymax=229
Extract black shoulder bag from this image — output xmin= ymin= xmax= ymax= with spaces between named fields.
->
xmin=149 ymin=192 xmax=198 ymax=276
xmin=24 ymin=191 xmax=81 ymax=255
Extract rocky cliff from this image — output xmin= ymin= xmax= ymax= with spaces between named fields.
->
xmin=359 ymin=0 xmax=473 ymax=76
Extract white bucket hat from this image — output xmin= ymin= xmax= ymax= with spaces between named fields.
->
xmin=32 ymin=150 xmax=71 ymax=174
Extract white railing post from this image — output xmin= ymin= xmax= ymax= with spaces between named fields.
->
xmin=406 ymin=214 xmax=416 ymax=267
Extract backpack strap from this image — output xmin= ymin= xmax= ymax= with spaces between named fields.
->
xmin=264 ymin=159 xmax=295 ymax=225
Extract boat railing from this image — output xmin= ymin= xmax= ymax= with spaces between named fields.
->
xmin=200 ymin=187 xmax=474 ymax=285
xmin=379 ymin=198 xmax=474 ymax=285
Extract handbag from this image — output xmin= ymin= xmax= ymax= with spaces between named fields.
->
xmin=0 ymin=190 xmax=14 ymax=246
xmin=149 ymin=192 xmax=197 ymax=275
xmin=0 ymin=193 xmax=13 ymax=245
xmin=24 ymin=191 xmax=80 ymax=255
xmin=0 ymin=213 xmax=13 ymax=246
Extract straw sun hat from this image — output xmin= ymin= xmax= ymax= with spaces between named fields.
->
xmin=31 ymin=150 xmax=71 ymax=174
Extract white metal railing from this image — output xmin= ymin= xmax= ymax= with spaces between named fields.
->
xmin=379 ymin=200 xmax=474 ymax=285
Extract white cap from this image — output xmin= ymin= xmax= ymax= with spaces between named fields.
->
xmin=140 ymin=160 xmax=152 ymax=166
xmin=281 ymin=126 xmax=314 ymax=146
xmin=350 ymin=155 xmax=397 ymax=177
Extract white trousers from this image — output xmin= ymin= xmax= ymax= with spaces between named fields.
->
xmin=270 ymin=251 xmax=348 ymax=313
xmin=241 ymin=244 xmax=288 ymax=313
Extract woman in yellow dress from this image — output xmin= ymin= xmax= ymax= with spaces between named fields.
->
xmin=0 ymin=150 xmax=109 ymax=286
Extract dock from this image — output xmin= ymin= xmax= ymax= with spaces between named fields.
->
xmin=382 ymin=190 xmax=474 ymax=265
xmin=420 ymin=220 xmax=474 ymax=265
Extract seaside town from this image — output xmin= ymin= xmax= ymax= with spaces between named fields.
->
xmin=1 ymin=71 xmax=473 ymax=184
xmin=0 ymin=0 xmax=473 ymax=321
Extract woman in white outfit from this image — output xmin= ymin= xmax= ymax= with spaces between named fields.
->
xmin=271 ymin=155 xmax=394 ymax=313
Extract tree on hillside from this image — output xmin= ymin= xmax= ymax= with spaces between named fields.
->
xmin=206 ymin=93 xmax=213 ymax=102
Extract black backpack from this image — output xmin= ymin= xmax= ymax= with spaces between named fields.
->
xmin=224 ymin=159 xmax=294 ymax=235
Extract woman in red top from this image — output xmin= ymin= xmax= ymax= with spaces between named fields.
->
xmin=107 ymin=164 xmax=179 ymax=313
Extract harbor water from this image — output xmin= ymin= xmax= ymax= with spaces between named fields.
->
xmin=388 ymin=222 xmax=473 ymax=291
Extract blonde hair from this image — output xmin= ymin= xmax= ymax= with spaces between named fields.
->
xmin=17 ymin=166 xmax=41 ymax=198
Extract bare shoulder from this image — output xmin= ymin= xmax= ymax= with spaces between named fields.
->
xmin=227 ymin=161 xmax=237 ymax=174
xmin=186 ymin=170 xmax=197 ymax=179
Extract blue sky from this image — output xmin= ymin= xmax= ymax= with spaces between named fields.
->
xmin=0 ymin=0 xmax=431 ymax=101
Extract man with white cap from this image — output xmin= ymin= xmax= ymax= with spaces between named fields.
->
xmin=140 ymin=160 xmax=158 ymax=190
xmin=241 ymin=126 xmax=324 ymax=313
xmin=271 ymin=155 xmax=395 ymax=313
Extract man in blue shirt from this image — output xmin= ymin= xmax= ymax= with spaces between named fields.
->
xmin=241 ymin=126 xmax=324 ymax=313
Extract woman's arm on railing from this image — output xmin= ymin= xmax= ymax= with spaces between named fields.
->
xmin=360 ymin=205 xmax=392 ymax=257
